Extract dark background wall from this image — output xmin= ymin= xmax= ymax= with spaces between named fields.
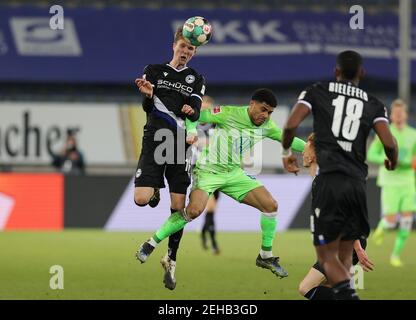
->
xmin=64 ymin=176 xmax=131 ymax=228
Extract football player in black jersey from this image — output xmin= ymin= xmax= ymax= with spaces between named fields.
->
xmin=298 ymin=133 xmax=374 ymax=300
xmin=134 ymin=26 xmax=205 ymax=290
xmin=281 ymin=50 xmax=398 ymax=300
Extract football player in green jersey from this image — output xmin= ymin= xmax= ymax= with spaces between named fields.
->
xmin=368 ymin=99 xmax=416 ymax=267
xmin=136 ymin=88 xmax=306 ymax=285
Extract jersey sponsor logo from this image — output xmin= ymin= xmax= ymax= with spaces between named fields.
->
xmin=213 ymin=106 xmax=221 ymax=114
xmin=185 ymin=74 xmax=195 ymax=84
xmin=156 ymin=79 xmax=193 ymax=95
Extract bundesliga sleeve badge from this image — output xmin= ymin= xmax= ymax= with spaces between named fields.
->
xmin=213 ymin=106 xmax=221 ymax=114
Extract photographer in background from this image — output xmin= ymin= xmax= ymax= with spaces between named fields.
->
xmin=51 ymin=131 xmax=85 ymax=175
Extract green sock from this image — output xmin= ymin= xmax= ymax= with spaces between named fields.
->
xmin=153 ymin=211 xmax=188 ymax=243
xmin=392 ymin=229 xmax=410 ymax=257
xmin=260 ymin=214 xmax=277 ymax=251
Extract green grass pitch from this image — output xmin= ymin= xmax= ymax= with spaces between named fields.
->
xmin=0 ymin=230 xmax=415 ymax=300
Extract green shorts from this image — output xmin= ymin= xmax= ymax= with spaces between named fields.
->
xmin=381 ymin=185 xmax=416 ymax=215
xmin=192 ymin=167 xmax=262 ymax=202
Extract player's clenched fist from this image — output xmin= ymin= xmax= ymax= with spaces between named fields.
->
xmin=135 ymin=78 xmax=153 ymax=98
xmin=181 ymin=104 xmax=195 ymax=116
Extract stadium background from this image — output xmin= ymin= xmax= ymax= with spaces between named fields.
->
xmin=0 ymin=0 xmax=415 ymax=300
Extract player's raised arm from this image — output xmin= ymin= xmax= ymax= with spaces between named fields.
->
xmin=282 ymin=102 xmax=311 ymax=150
xmin=373 ymin=121 xmax=398 ymax=171
xmin=267 ymin=122 xmax=306 ymax=152
xmin=281 ymin=102 xmax=311 ymax=174
xmin=182 ymin=76 xmax=206 ymax=121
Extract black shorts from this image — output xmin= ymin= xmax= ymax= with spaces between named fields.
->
xmin=134 ymin=128 xmax=192 ymax=194
xmin=312 ymin=238 xmax=367 ymax=275
xmin=311 ymin=173 xmax=370 ymax=246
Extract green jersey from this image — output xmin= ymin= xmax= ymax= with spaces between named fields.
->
xmin=186 ymin=105 xmax=305 ymax=173
xmin=367 ymin=124 xmax=416 ymax=187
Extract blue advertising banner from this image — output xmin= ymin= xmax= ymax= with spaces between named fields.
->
xmin=0 ymin=6 xmax=413 ymax=84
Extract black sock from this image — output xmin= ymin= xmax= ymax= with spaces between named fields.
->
xmin=168 ymin=208 xmax=184 ymax=261
xmin=304 ymin=286 xmax=335 ymax=300
xmin=205 ymin=212 xmax=218 ymax=249
xmin=332 ymin=279 xmax=359 ymax=300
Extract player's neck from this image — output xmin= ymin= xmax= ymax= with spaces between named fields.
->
xmin=169 ymin=59 xmax=186 ymax=70
xmin=393 ymin=122 xmax=406 ymax=131
xmin=337 ymin=77 xmax=359 ymax=86
xmin=309 ymin=162 xmax=318 ymax=177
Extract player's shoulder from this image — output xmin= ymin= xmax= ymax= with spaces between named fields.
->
xmin=366 ymin=92 xmax=384 ymax=107
xmin=143 ymin=63 xmax=165 ymax=73
xmin=209 ymin=105 xmax=244 ymax=116
xmin=406 ymin=124 xmax=416 ymax=135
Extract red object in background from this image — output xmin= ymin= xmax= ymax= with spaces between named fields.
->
xmin=0 ymin=174 xmax=63 ymax=230
xmin=412 ymin=157 xmax=416 ymax=170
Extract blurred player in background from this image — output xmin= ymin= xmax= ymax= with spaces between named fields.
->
xmin=137 ymin=88 xmax=306 ymax=281
xmin=282 ymin=50 xmax=398 ymax=300
xmin=193 ymin=95 xmax=221 ymax=255
xmin=368 ymin=99 xmax=416 ymax=267
xmin=134 ymin=26 xmax=205 ymax=290
xmin=299 ymin=133 xmax=374 ymax=300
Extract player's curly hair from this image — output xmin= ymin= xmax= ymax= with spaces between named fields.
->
xmin=251 ymin=88 xmax=277 ymax=108
xmin=336 ymin=50 xmax=362 ymax=80
xmin=307 ymin=132 xmax=315 ymax=147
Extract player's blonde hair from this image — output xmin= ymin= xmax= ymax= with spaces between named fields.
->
xmin=390 ymin=99 xmax=408 ymax=112
xmin=174 ymin=26 xmax=186 ymax=44
xmin=307 ymin=132 xmax=316 ymax=148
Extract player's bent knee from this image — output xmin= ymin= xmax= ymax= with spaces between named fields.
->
xmin=186 ymin=206 xmax=204 ymax=220
xmin=263 ymin=199 xmax=278 ymax=214
xmin=134 ymin=194 xmax=150 ymax=206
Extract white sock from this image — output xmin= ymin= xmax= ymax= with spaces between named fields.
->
xmin=148 ymin=237 xmax=158 ymax=248
xmin=260 ymin=249 xmax=273 ymax=259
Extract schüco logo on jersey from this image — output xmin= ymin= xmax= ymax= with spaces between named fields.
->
xmin=157 ymin=79 xmax=193 ymax=94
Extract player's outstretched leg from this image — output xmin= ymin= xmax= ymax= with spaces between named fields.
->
xmin=391 ymin=213 xmax=413 ymax=267
xmin=255 ymin=213 xmax=288 ymax=278
xmin=135 ymin=210 xmax=191 ymax=263
xmin=242 ymin=186 xmax=288 ymax=278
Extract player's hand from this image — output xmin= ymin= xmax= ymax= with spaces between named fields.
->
xmin=356 ymin=249 xmax=375 ymax=272
xmin=135 ymin=78 xmax=153 ymax=98
xmin=182 ymin=104 xmax=195 ymax=116
xmin=384 ymin=158 xmax=397 ymax=171
xmin=186 ymin=134 xmax=198 ymax=145
xmin=282 ymin=155 xmax=300 ymax=175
